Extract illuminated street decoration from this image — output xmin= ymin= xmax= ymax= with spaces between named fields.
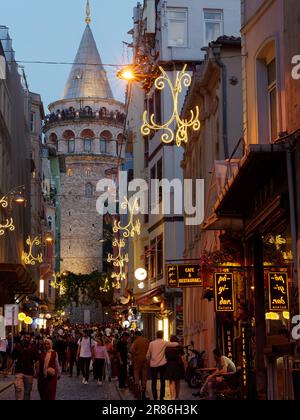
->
xmin=265 ymin=234 xmax=287 ymax=250
xmin=107 ymin=238 xmax=129 ymax=268
xmin=141 ymin=64 xmax=201 ymax=147
xmin=100 ymin=277 xmax=111 ymax=293
xmin=22 ymin=236 xmax=43 ymax=265
xmin=113 ymin=197 xmax=141 ymax=238
xmin=0 ymin=218 xmax=15 ymax=236
xmin=0 ymin=185 xmax=25 ymax=208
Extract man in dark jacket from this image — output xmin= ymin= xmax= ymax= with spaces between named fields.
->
xmin=12 ymin=334 xmax=39 ymax=400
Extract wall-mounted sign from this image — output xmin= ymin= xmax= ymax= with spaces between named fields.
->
xmin=214 ymin=273 xmax=235 ymax=312
xmin=166 ymin=264 xmax=202 ymax=288
xmin=268 ymin=272 xmax=289 ymax=311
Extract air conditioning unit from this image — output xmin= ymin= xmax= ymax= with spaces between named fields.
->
xmin=144 ymin=0 xmax=156 ymax=34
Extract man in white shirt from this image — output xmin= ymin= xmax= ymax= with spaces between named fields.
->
xmin=76 ymin=330 xmax=95 ymax=384
xmin=147 ymin=331 xmax=178 ymax=400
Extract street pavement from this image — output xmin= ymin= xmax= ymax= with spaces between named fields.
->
xmin=0 ymin=373 xmax=199 ymax=401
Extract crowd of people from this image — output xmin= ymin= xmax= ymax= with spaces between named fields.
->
xmin=0 ymin=322 xmax=236 ymax=401
xmin=44 ymin=106 xmax=126 ymax=125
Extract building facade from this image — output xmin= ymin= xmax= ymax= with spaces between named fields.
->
xmin=126 ymin=0 xmax=241 ymax=340
xmin=0 ymin=27 xmax=36 ymax=317
xmin=189 ymin=0 xmax=300 ymax=400
xmin=181 ymin=37 xmax=243 ymax=366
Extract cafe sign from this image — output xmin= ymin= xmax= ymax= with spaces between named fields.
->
xmin=214 ymin=273 xmax=235 ymax=312
xmin=268 ymin=272 xmax=289 ymax=311
xmin=166 ymin=264 xmax=202 ymax=288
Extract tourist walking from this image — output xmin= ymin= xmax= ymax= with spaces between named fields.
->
xmin=164 ymin=335 xmax=186 ymax=400
xmin=12 ymin=334 xmax=39 ymax=400
xmin=37 ymin=339 xmax=60 ymax=400
xmin=147 ymin=331 xmax=179 ymax=400
xmin=92 ymin=337 xmax=110 ymax=385
xmin=130 ymin=330 xmax=149 ymax=399
xmin=116 ymin=332 xmax=129 ymax=389
xmin=77 ymin=330 xmax=95 ymax=384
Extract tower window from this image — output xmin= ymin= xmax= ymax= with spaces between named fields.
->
xmin=85 ymin=183 xmax=93 ymax=198
xmin=84 ymin=138 xmax=92 ymax=153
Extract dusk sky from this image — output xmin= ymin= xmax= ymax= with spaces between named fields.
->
xmin=1 ymin=0 xmax=137 ymax=111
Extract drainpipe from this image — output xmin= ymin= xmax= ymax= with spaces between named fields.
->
xmin=213 ymin=44 xmax=229 ymax=159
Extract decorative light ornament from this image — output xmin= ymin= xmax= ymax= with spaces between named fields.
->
xmin=113 ymin=197 xmax=141 ymax=238
xmin=141 ymin=64 xmax=201 ymax=147
xmin=22 ymin=236 xmax=43 ymax=265
xmin=0 ymin=218 xmax=15 ymax=236
xmin=18 ymin=312 xmax=26 ymax=321
xmin=107 ymin=238 xmax=129 ymax=269
xmin=100 ymin=277 xmax=110 ymax=293
xmin=0 ymin=185 xmax=25 ymax=208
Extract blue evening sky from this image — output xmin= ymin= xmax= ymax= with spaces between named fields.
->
xmin=1 ymin=0 xmax=138 ymax=111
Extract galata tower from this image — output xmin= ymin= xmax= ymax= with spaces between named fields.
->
xmin=43 ymin=3 xmax=125 ymax=323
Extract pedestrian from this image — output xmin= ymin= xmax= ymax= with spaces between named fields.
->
xmin=92 ymin=337 xmax=110 ymax=385
xmin=0 ymin=336 xmax=8 ymax=372
xmin=146 ymin=331 xmax=179 ymax=400
xmin=198 ymin=348 xmax=236 ymax=399
xmin=77 ymin=330 xmax=95 ymax=384
xmin=37 ymin=339 xmax=60 ymax=400
xmin=130 ymin=330 xmax=149 ymax=399
xmin=164 ymin=335 xmax=186 ymax=400
xmin=12 ymin=334 xmax=39 ymax=400
xmin=116 ymin=332 xmax=129 ymax=389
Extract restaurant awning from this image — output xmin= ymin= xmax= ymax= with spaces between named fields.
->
xmin=0 ymin=263 xmax=36 ymax=294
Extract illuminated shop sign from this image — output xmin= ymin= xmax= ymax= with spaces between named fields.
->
xmin=214 ymin=273 xmax=235 ymax=312
xmin=268 ymin=272 xmax=289 ymax=311
xmin=166 ymin=264 xmax=202 ymax=288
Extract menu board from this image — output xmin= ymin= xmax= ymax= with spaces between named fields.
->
xmin=214 ymin=273 xmax=235 ymax=312
xmin=268 ymin=272 xmax=289 ymax=311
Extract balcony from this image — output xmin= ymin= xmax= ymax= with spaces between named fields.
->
xmin=43 ymin=107 xmax=126 ymax=130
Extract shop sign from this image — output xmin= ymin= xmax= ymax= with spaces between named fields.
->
xmin=268 ymin=272 xmax=289 ymax=311
xmin=214 ymin=273 xmax=234 ymax=312
xmin=166 ymin=264 xmax=202 ymax=288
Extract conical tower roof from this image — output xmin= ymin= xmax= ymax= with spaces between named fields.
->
xmin=62 ymin=24 xmax=114 ymax=100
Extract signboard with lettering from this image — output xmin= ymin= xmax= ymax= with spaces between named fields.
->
xmin=268 ymin=272 xmax=289 ymax=311
xmin=166 ymin=264 xmax=202 ymax=288
xmin=214 ymin=273 xmax=235 ymax=312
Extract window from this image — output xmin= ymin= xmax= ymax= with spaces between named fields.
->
xmin=67 ymin=168 xmax=73 ymax=177
xmin=68 ymin=139 xmax=75 ymax=153
xmin=157 ymin=234 xmax=163 ymax=277
xmin=150 ymin=239 xmax=156 ymax=280
xmin=84 ymin=138 xmax=92 ymax=153
xmin=86 ymin=168 xmax=91 ymax=177
xmin=144 ymin=246 xmax=150 ymax=278
xmin=157 ymin=158 xmax=163 ymax=203
xmin=204 ymin=9 xmax=223 ymax=45
xmin=85 ymin=183 xmax=93 ymax=198
xmin=144 ymin=136 xmax=149 ymax=168
xmin=100 ymin=138 xmax=108 ymax=154
xmin=30 ymin=112 xmax=36 ymax=133
xmin=167 ymin=9 xmax=188 ymax=47
xmin=267 ymin=59 xmax=278 ymax=142
xmin=47 ymin=216 xmax=52 ymax=230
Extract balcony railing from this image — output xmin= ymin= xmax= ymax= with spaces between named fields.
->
xmin=43 ymin=107 xmax=126 ymax=128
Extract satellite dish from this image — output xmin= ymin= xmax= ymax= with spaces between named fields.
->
xmin=120 ymin=295 xmax=130 ymax=305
